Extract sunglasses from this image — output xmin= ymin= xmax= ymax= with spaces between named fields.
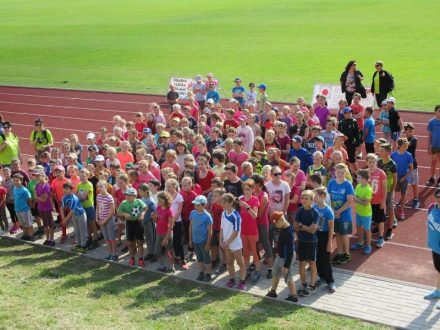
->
xmin=3 ymin=126 xmax=11 ymax=129
xmin=273 ymin=173 xmax=282 ymax=177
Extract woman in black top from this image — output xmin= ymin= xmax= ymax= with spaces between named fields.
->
xmin=340 ymin=60 xmax=366 ymax=105
xmin=371 ymin=61 xmax=394 ymax=106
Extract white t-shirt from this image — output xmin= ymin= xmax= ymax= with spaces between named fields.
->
xmin=245 ymin=90 xmax=257 ymax=106
xmin=265 ymin=180 xmax=291 ymax=212
xmin=237 ymin=125 xmax=255 ymax=154
xmin=170 ymin=192 xmax=184 ymax=223
xmin=221 ymin=209 xmax=242 ymax=251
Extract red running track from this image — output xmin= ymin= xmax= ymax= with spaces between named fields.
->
xmin=0 ymin=85 xmax=437 ymax=286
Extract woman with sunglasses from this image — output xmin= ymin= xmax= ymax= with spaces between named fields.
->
xmin=339 ymin=60 xmax=366 ymax=106
xmin=371 ymin=61 xmax=395 ymax=107
xmin=0 ymin=121 xmax=20 ymax=168
xmin=30 ymin=118 xmax=54 ymax=159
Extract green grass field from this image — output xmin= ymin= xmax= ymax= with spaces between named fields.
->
xmin=0 ymin=238 xmax=386 ymax=329
xmin=1 ymin=0 xmax=439 ymax=110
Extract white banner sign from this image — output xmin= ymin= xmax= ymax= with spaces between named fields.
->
xmin=312 ymin=83 xmax=375 ymax=110
xmin=170 ymin=77 xmax=195 ymax=99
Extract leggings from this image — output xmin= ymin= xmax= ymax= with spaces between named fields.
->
xmin=173 ymin=221 xmax=184 ymax=260
xmin=6 ymin=203 xmax=18 ymax=223
xmin=182 ymin=220 xmax=193 ymax=252
xmin=241 ymin=235 xmax=259 ymax=266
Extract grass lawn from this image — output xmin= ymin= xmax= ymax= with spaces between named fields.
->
xmin=0 ymin=0 xmax=439 ymax=110
xmin=0 ymin=238 xmax=386 ymax=329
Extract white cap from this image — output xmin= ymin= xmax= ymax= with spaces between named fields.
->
xmin=86 ymin=133 xmax=96 ymax=140
xmin=206 ymin=98 xmax=214 ymax=104
xmin=387 ymin=97 xmax=396 ymax=103
xmin=94 ymin=155 xmax=105 ymax=162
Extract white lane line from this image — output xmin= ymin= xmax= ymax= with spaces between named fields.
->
xmin=347 ymin=234 xmax=430 ymax=251
xmin=12 ymin=123 xmax=98 ymax=134
xmin=0 ymin=110 xmax=113 ymax=124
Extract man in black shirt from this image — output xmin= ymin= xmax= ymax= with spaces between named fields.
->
xmin=223 ymin=163 xmax=243 ymax=197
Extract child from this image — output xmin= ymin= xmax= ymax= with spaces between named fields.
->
xmin=50 ymin=165 xmax=70 ymax=242
xmin=426 ymin=105 xmax=440 ymax=187
xmin=117 ymin=187 xmax=146 ymax=267
xmin=284 ymin=172 xmax=300 ymax=224
xmin=391 ymin=138 xmax=414 ymax=221
xmin=313 ymin=187 xmax=336 ymax=293
xmin=12 ymin=174 xmax=33 ymax=240
xmin=152 ymin=191 xmax=175 ymax=273
xmin=245 ymin=82 xmax=257 ymax=107
xmin=27 ymin=169 xmax=45 ymax=238
xmin=387 ymin=98 xmax=403 ymax=151
xmin=266 ymin=211 xmax=298 ymax=302
xmin=378 ymin=143 xmax=398 ymax=240
xmin=378 ymin=100 xmax=391 ymax=141
xmin=77 ymin=169 xmax=99 ymax=248
xmin=350 ymin=93 xmax=365 ymax=158
xmin=137 ymin=183 xmax=157 ymax=262
xmin=327 ymin=163 xmax=354 ymax=264
xmin=307 ymin=151 xmax=328 ymax=186
xmin=189 ymin=195 xmax=213 ymax=282
xmin=295 ymin=190 xmax=319 ymax=296
xmin=0 ymin=182 xmax=7 ymax=234
xmin=363 ymin=106 xmax=376 ymax=154
xmin=96 ymin=180 xmax=117 ymax=261
xmin=35 ymin=170 xmax=55 ymax=246
xmin=210 ymin=188 xmax=226 ymax=272
xmin=232 ymin=78 xmax=245 ymax=107
xmin=220 ymin=193 xmax=246 ymax=290
xmin=351 ymin=169 xmax=373 ymax=255
xmin=403 ymin=122 xmax=420 ymax=208
xmin=62 ymin=182 xmax=87 ymax=253
xmin=3 ymin=168 xmax=19 ymax=234
xmin=321 ymin=117 xmax=337 ymax=148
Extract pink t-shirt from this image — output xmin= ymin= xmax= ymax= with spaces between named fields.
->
xmin=324 ymin=147 xmax=349 ymax=163
xmin=255 ymin=190 xmax=269 ymax=226
xmin=138 ymin=171 xmax=156 ymax=184
xmin=239 ymin=195 xmax=260 ymax=236
xmin=156 ymin=206 xmax=174 ymax=236
xmin=228 ymin=151 xmax=249 ymax=176
xmin=369 ymin=168 xmax=387 ymax=205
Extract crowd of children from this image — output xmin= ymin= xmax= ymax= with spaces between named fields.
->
xmin=1 ymin=74 xmax=439 ymax=303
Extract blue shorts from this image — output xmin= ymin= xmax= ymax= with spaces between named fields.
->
xmin=356 ymin=214 xmax=372 ymax=231
xmin=84 ymin=206 xmax=96 ymax=222
xmin=391 ymin=132 xmax=400 ymax=141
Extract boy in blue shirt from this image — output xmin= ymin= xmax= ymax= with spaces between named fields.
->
xmin=232 ymin=78 xmax=245 ymax=106
xmin=189 ymin=195 xmax=213 ymax=282
xmin=12 ymin=174 xmax=33 ymax=241
xmin=391 ymin=138 xmax=414 ymax=221
xmin=363 ymin=106 xmax=376 ymax=154
xmin=403 ymin=122 xmax=420 ymax=208
xmin=426 ymin=105 xmax=440 ymax=187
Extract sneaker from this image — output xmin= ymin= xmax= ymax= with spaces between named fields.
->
xmin=180 ymin=261 xmax=189 ymax=270
xmin=426 ymin=177 xmax=435 ymax=186
xmin=249 ymin=271 xmax=262 ymax=284
xmin=363 ymin=245 xmax=373 ymax=255
xmin=332 ymin=254 xmax=343 ymax=264
xmin=216 ymin=264 xmax=227 ymax=275
xmin=412 ymin=199 xmax=421 ymax=209
xmin=375 ymin=237 xmax=385 ymax=248
xmin=285 ymin=295 xmax=299 ymax=303
xmin=9 ymin=225 xmax=18 ymax=234
xmin=266 ymin=290 xmax=278 ymax=298
xmin=48 ymin=240 xmax=56 ymax=247
xmin=138 ymin=258 xmax=145 ymax=268
xmin=21 ymin=235 xmax=31 ymax=241
xmin=187 ymin=252 xmax=194 ymax=261
xmin=424 ymin=289 xmax=440 ymax=300
xmin=204 ymin=274 xmax=212 ymax=282
xmin=128 ymin=258 xmax=135 ymax=266
xmin=328 ymin=283 xmax=336 ymax=293
xmin=43 ymin=240 xmax=49 ymax=245
xmin=34 ymin=227 xmax=45 ymax=237
xmin=351 ymin=242 xmax=364 ymax=251
xmin=393 ymin=218 xmax=398 ymax=228
xmin=121 ymin=246 xmax=129 ymax=253
xmin=338 ymin=254 xmax=351 ymax=264
xmin=399 ymin=212 xmax=406 ymax=220
xmin=298 ymin=286 xmax=312 ymax=297
xmin=315 ymin=278 xmax=325 ymax=287
xmin=111 ymin=255 xmax=118 ymax=261
xmin=249 ymin=263 xmax=256 ymax=272
xmin=143 ymin=253 xmax=153 ymax=261
xmin=149 ymin=255 xmax=158 ymax=263
xmin=60 ymin=234 xmax=67 ymax=243
xmin=226 ymin=279 xmax=236 ymax=288
xmin=384 ymin=229 xmax=394 ymax=241
xmin=237 ymin=281 xmax=247 ymax=291
xmin=156 ymin=265 xmax=166 ymax=272
xmin=196 ymin=272 xmax=205 ymax=281
xmin=104 ymin=254 xmax=113 ymax=260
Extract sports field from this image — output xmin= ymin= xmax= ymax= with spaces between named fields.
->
xmin=1 ymin=0 xmax=439 ymax=110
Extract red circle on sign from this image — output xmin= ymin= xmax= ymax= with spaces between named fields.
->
xmin=321 ymin=88 xmax=329 ymax=96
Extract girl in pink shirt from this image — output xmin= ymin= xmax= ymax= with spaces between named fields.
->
xmin=228 ymin=139 xmax=249 ymax=177
xmin=161 ymin=150 xmax=181 ymax=177
xmin=153 ymin=191 xmax=175 ymax=272
xmin=137 ymin=159 xmax=155 ymax=184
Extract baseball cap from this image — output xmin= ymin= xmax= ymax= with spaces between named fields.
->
xmin=234 ymin=77 xmax=241 ymax=82
xmin=160 ymin=131 xmax=170 ymax=138
xmin=195 ymin=74 xmax=202 ymax=82
xmin=124 ymin=187 xmax=137 ymax=196
xmin=387 ymin=97 xmax=396 ymax=103
xmin=87 ymin=145 xmax=99 ymax=152
xmin=238 ymin=115 xmax=247 ymax=122
xmin=206 ymin=98 xmax=214 ymax=104
xmin=292 ymin=135 xmax=302 ymax=143
xmin=54 ymin=165 xmax=65 ymax=172
xmin=375 ymin=138 xmax=388 ymax=144
xmin=315 ymin=136 xmax=325 ymax=143
xmin=143 ymin=127 xmax=152 ymax=134
xmin=381 ymin=100 xmax=388 ymax=106
xmin=94 ymin=155 xmax=105 ymax=162
xmin=343 ymin=107 xmax=352 ymax=114
xmin=86 ymin=132 xmax=96 ymax=140
xmin=139 ymin=183 xmax=149 ymax=191
xmin=192 ymin=195 xmax=208 ymax=205
xmin=258 ymin=84 xmax=267 ymax=90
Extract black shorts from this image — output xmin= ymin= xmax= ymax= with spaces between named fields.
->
xmin=365 ymin=143 xmax=375 ymax=154
xmin=211 ymin=229 xmax=220 ymax=247
xmin=433 ymin=251 xmax=440 ymax=273
xmin=345 ymin=144 xmax=357 ymax=163
xmin=298 ymin=240 xmax=317 ymax=262
xmin=126 ymin=220 xmax=144 ymax=241
xmin=372 ymin=204 xmax=385 ymax=223
xmin=31 ymin=207 xmax=40 ymax=217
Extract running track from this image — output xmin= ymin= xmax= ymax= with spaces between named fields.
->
xmin=0 ymin=86 xmax=436 ymax=286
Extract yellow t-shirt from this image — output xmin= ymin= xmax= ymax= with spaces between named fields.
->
xmin=355 ymin=183 xmax=372 ymax=216
xmin=0 ymin=133 xmax=19 ymax=165
xmin=30 ymin=129 xmax=53 ymax=151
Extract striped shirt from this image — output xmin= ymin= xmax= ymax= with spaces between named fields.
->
xmin=96 ymin=193 xmax=114 ymax=221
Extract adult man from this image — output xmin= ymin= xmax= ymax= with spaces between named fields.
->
xmin=371 ymin=61 xmax=394 ymax=107
xmin=30 ymin=118 xmax=53 ymax=158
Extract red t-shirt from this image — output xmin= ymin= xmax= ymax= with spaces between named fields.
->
xmin=196 ymin=170 xmax=215 ymax=194
xmin=369 ymin=168 xmax=387 ymax=204
xmin=161 ymin=161 xmax=180 ymax=177
xmin=239 ymin=195 xmax=260 ymax=236
xmin=0 ymin=187 xmax=7 ymax=207
xmin=156 ymin=206 xmax=174 ymax=235
xmin=211 ymin=203 xmax=223 ymax=231
xmin=287 ymin=185 xmax=300 ymax=212
xmin=193 ymin=184 xmax=203 ymax=196
xmin=181 ymin=190 xmax=197 ymax=221
xmin=223 ymin=119 xmax=239 ymax=131
xmin=350 ymin=103 xmax=364 ymax=130
xmin=135 ymin=122 xmax=147 ymax=134
xmin=324 ymin=147 xmax=349 ymax=163
xmin=255 ymin=190 xmax=269 ymax=226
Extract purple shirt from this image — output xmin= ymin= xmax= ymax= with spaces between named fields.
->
xmin=314 ymin=106 xmax=330 ymax=129
xmin=36 ymin=182 xmax=52 ymax=212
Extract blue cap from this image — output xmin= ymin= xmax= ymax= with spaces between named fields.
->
xmin=192 ymin=195 xmax=208 ymax=205
xmin=258 ymin=84 xmax=267 ymax=90
xmin=343 ymin=107 xmax=352 ymax=114
xmin=143 ymin=127 xmax=152 ymax=134
xmin=292 ymin=135 xmax=302 ymax=143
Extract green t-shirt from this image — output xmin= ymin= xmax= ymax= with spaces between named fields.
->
xmin=355 ymin=184 xmax=373 ymax=217
xmin=0 ymin=133 xmax=19 ymax=165
xmin=30 ymin=129 xmax=53 ymax=151
xmin=257 ymin=93 xmax=268 ymax=113
xmin=118 ymin=199 xmax=146 ymax=221
xmin=28 ymin=179 xmax=38 ymax=199
xmin=76 ymin=181 xmax=94 ymax=208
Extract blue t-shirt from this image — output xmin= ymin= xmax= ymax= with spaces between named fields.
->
xmin=232 ymin=86 xmax=245 ymax=104
xmin=190 ymin=210 xmax=213 ymax=244
xmin=428 ymin=205 xmax=440 ymax=254
xmin=327 ymin=179 xmax=354 ymax=222
xmin=313 ymin=204 xmax=335 ymax=232
xmin=141 ymin=197 xmax=156 ymax=224
xmin=13 ymin=186 xmax=31 ymax=212
xmin=428 ymin=118 xmax=440 ymax=148
xmin=295 ymin=207 xmax=319 ymax=242
xmin=390 ymin=151 xmax=413 ymax=179
xmin=288 ymin=147 xmax=312 ymax=172
xmin=62 ymin=193 xmax=85 ymax=216
xmin=363 ymin=117 xmax=376 ymax=143
xmin=206 ymin=90 xmax=220 ymax=104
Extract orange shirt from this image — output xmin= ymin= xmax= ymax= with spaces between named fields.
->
xmin=116 ymin=151 xmax=134 ymax=170
xmin=50 ymin=177 xmax=70 ymax=203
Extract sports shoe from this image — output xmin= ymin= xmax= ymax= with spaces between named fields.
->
xmin=226 ymin=279 xmax=236 ymax=288
xmin=187 ymin=252 xmax=194 ymax=261
xmin=315 ymin=278 xmax=324 ymax=287
xmin=437 ymin=178 xmax=440 ymax=187
xmin=43 ymin=240 xmax=49 ymax=245
xmin=425 ymin=290 xmax=440 ymax=300
xmin=332 ymin=254 xmax=343 ymax=263
xmin=9 ymin=225 xmax=19 ymax=234
xmin=48 ymin=240 xmax=56 ymax=247
xmin=111 ymin=255 xmax=118 ymax=261
xmin=351 ymin=242 xmax=364 ymax=251
xmin=216 ymin=264 xmax=227 ymax=275
xmin=384 ymin=229 xmax=394 ymax=241
xmin=426 ymin=177 xmax=435 ymax=186
xmin=143 ymin=253 xmax=153 ymax=261
xmin=237 ymin=281 xmax=247 ymax=291
xmin=34 ymin=227 xmax=45 ymax=237
xmin=393 ymin=218 xmax=398 ymax=228
xmin=285 ymin=295 xmax=299 ymax=303
xmin=76 ymin=247 xmax=86 ymax=254
xmin=399 ymin=212 xmax=406 ymax=220
xmin=196 ymin=272 xmax=205 ymax=281
xmin=128 ymin=258 xmax=135 ymax=266
xmin=375 ymin=237 xmax=385 ymax=248
xmin=412 ymin=199 xmax=421 ymax=208
xmin=138 ymin=258 xmax=145 ymax=268
xmin=121 ymin=246 xmax=129 ymax=253
xmin=156 ymin=265 xmax=166 ymax=272
xmin=163 ymin=267 xmax=175 ymax=274
xmin=249 ymin=271 xmax=262 ymax=284
xmin=338 ymin=254 xmax=351 ymax=264
xmin=266 ymin=290 xmax=278 ymax=298
xmin=180 ymin=261 xmax=189 ymax=270
xmin=298 ymin=286 xmax=313 ymax=297
xmin=363 ymin=245 xmax=373 ymax=255
xmin=104 ymin=254 xmax=112 ymax=260
xmin=204 ymin=274 xmax=212 ymax=282
xmin=328 ymin=283 xmax=336 ymax=293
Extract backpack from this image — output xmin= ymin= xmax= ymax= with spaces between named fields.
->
xmin=32 ymin=129 xmax=49 ymax=142
xmin=0 ymin=132 xmax=18 ymax=142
